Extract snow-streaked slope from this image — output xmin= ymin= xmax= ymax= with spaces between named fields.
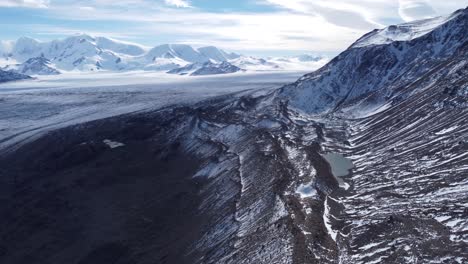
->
xmin=145 ymin=44 xmax=209 ymax=64
xmin=191 ymin=61 xmax=244 ymax=76
xmin=230 ymin=56 xmax=279 ymax=71
xmin=12 ymin=37 xmax=42 ymax=62
xmin=321 ymin=56 xmax=468 ymax=263
xmin=140 ymin=44 xmax=211 ymax=71
xmin=3 ymin=57 xmax=60 ymax=75
xmin=12 ymin=34 xmax=145 ymax=61
xmin=198 ymin=46 xmax=241 ymax=62
xmin=0 ymin=69 xmax=31 ymax=83
xmin=352 ymin=10 xmax=463 ymax=48
xmin=230 ymin=55 xmax=329 ymax=72
xmin=279 ymin=7 xmax=467 ymax=115
xmin=268 ymin=55 xmax=329 ymax=71
xmin=166 ymin=62 xmax=201 ymax=75
xmin=11 ymin=35 xmax=129 ymax=72
xmin=294 ymin=54 xmax=324 ymax=62
xmin=95 ymin=36 xmax=147 ymax=56
xmin=168 ymin=61 xmax=244 ymax=76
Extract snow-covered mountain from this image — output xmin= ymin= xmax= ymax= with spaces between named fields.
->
xmin=3 ymin=56 xmax=60 ymax=75
xmin=168 ymin=61 xmax=244 ymax=76
xmin=0 ymin=35 xmax=327 ymax=75
xmin=139 ymin=44 xmax=226 ymax=71
xmin=191 ymin=61 xmax=244 ymax=76
xmin=267 ymin=55 xmax=329 ymax=71
xmin=229 ymin=56 xmax=279 ymax=71
xmin=198 ymin=46 xmax=241 ymax=62
xmin=229 ymin=54 xmax=328 ymax=71
xmin=143 ymin=44 xmax=209 ymax=64
xmin=350 ymin=13 xmax=459 ymax=48
xmin=279 ymin=8 xmax=467 ymax=116
xmin=9 ymin=35 xmax=136 ymax=72
xmin=94 ymin=37 xmax=146 ymax=56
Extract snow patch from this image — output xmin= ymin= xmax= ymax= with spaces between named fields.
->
xmin=323 ymin=197 xmax=338 ymax=242
xmin=103 ymin=139 xmax=125 ymax=149
xmin=296 ymin=182 xmax=318 ymax=199
xmin=435 ymin=126 xmax=459 ymax=135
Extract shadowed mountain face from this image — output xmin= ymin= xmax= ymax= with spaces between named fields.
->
xmin=168 ymin=61 xmax=244 ymax=76
xmin=3 ymin=57 xmax=61 ymax=75
xmin=279 ymin=8 xmax=467 ymax=116
xmin=0 ymin=8 xmax=467 ymax=264
xmin=0 ymin=69 xmax=31 ymax=83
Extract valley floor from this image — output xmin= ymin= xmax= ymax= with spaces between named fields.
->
xmin=0 ymin=71 xmax=306 ymax=151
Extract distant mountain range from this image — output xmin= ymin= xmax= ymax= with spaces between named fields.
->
xmin=0 ymin=35 xmax=328 ymax=76
xmin=167 ymin=61 xmax=245 ymax=76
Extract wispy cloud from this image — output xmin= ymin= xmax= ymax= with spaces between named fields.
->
xmin=426 ymin=0 xmax=467 ymax=17
xmin=398 ymin=0 xmax=436 ymax=21
xmin=43 ymin=4 xmax=368 ymax=52
xmin=2 ymin=0 xmax=466 ymax=55
xmin=0 ymin=0 xmax=50 ymax=8
xmin=164 ymin=0 xmax=191 ymax=8
xmin=261 ymin=0 xmax=394 ymax=28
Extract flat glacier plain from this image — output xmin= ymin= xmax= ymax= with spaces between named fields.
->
xmin=0 ymin=71 xmax=306 ymax=152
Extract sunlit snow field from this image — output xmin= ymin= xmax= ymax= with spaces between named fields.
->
xmin=0 ymin=70 xmax=307 ymax=151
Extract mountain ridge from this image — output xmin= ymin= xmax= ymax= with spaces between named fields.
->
xmin=278 ymin=7 xmax=468 ymax=116
xmin=0 ymin=35 xmax=327 ymax=74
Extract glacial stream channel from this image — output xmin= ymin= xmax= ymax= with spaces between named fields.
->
xmin=322 ymin=153 xmax=354 ymax=190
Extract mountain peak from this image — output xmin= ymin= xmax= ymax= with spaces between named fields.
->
xmin=280 ymin=7 xmax=467 ymax=115
xmin=67 ymin=33 xmax=96 ymax=42
xmin=351 ymin=8 xmax=466 ymax=49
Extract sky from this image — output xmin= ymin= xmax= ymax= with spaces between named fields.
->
xmin=0 ymin=0 xmax=467 ymax=56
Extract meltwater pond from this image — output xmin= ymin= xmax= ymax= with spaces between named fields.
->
xmin=322 ymin=153 xmax=354 ymax=190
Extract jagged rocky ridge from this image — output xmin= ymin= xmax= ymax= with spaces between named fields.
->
xmin=0 ymin=36 xmax=326 ymax=74
xmin=279 ymin=8 xmax=467 ymax=116
xmin=0 ymin=8 xmax=467 ymax=264
xmin=168 ymin=61 xmax=244 ymax=76
xmin=0 ymin=36 xmax=243 ymax=73
xmin=0 ymin=69 xmax=31 ymax=83
xmin=3 ymin=56 xmax=60 ymax=75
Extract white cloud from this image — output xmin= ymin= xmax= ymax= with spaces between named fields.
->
xmin=8 ymin=0 xmax=467 ymax=54
xmin=30 ymin=24 xmax=141 ymax=40
xmin=0 ymin=40 xmax=14 ymax=54
xmin=164 ymin=0 xmax=190 ymax=8
xmin=45 ymin=3 xmax=369 ymax=52
xmin=262 ymin=0 xmax=396 ymax=28
xmin=398 ymin=0 xmax=436 ymax=21
xmin=0 ymin=0 xmax=50 ymax=8
xmin=427 ymin=0 xmax=467 ymax=16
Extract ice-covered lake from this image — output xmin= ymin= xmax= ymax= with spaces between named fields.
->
xmin=322 ymin=153 xmax=354 ymax=190
xmin=0 ymin=71 xmax=307 ymax=151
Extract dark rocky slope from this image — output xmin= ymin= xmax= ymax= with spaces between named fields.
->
xmin=0 ymin=69 xmax=31 ymax=83
xmin=3 ymin=57 xmax=60 ymax=75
